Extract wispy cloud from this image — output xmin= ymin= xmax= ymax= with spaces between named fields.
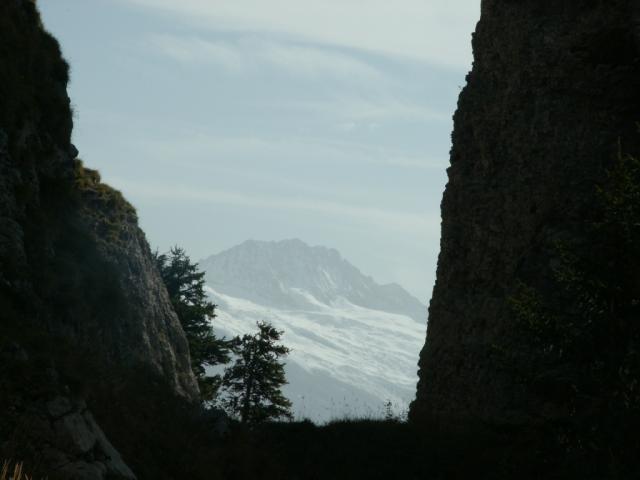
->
xmin=334 ymin=97 xmax=448 ymax=122
xmin=260 ymin=42 xmax=383 ymax=80
xmin=126 ymin=131 xmax=448 ymax=172
xmin=147 ymin=34 xmax=384 ymax=81
xmin=148 ymin=34 xmax=245 ymax=71
xmin=113 ymin=178 xmax=440 ymax=237
xmin=121 ymin=0 xmax=479 ymax=70
xmin=382 ymin=155 xmax=448 ymax=170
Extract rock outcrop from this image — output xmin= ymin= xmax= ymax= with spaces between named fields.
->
xmin=1 ymin=343 xmax=136 ymax=480
xmin=0 ymin=1 xmax=198 ymax=477
xmin=411 ymin=1 xmax=640 ymax=427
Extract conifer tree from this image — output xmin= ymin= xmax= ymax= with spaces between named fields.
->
xmin=220 ymin=321 xmax=293 ymax=424
xmin=154 ymin=246 xmax=233 ymax=402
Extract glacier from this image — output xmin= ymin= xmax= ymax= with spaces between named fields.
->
xmin=201 ymin=239 xmax=427 ymax=423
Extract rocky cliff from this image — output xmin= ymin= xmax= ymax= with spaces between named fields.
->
xmin=0 ymin=1 xmax=198 ymax=478
xmin=411 ymin=0 xmax=640 ymax=428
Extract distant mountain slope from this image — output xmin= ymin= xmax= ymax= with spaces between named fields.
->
xmin=200 ymin=239 xmax=426 ymax=323
xmin=200 ymin=239 xmax=427 ymax=423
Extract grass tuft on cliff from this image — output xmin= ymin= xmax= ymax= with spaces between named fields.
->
xmin=73 ymin=159 xmax=137 ymax=245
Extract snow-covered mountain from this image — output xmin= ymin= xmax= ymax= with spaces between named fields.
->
xmin=200 ymin=239 xmax=427 ymax=423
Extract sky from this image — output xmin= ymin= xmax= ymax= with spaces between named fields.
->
xmin=38 ymin=0 xmax=480 ymax=301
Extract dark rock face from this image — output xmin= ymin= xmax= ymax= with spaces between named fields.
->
xmin=0 ymin=1 xmax=197 ymax=401
xmin=66 ymin=163 xmax=199 ymax=400
xmin=411 ymin=1 xmax=640 ymax=426
xmin=0 ymin=1 xmax=198 ymax=477
xmin=1 ymin=343 xmax=136 ymax=479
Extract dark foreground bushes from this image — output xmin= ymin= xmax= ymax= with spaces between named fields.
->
xmin=2 ymin=321 xmax=637 ymax=480
xmin=93 ymin=383 xmax=639 ymax=480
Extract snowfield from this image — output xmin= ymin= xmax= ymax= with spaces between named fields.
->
xmin=202 ymin=239 xmax=427 ymax=423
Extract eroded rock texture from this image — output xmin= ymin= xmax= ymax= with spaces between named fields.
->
xmin=411 ymin=0 xmax=640 ymax=426
xmin=1 ymin=344 xmax=135 ymax=480
xmin=0 ymin=1 xmax=198 ymax=477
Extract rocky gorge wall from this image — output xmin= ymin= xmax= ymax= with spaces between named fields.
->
xmin=411 ymin=0 xmax=640 ymax=427
xmin=0 ymin=1 xmax=199 ymax=478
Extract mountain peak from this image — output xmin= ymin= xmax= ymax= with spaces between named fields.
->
xmin=202 ymin=240 xmax=428 ymax=422
xmin=200 ymin=239 xmax=426 ymax=323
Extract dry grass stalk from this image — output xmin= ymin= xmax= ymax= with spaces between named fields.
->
xmin=0 ymin=461 xmax=33 ymax=480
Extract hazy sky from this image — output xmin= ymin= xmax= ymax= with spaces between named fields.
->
xmin=39 ymin=1 xmax=480 ymax=301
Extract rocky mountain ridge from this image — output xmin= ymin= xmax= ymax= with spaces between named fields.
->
xmin=200 ymin=239 xmax=426 ymax=324
xmin=202 ymin=239 xmax=427 ymax=422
